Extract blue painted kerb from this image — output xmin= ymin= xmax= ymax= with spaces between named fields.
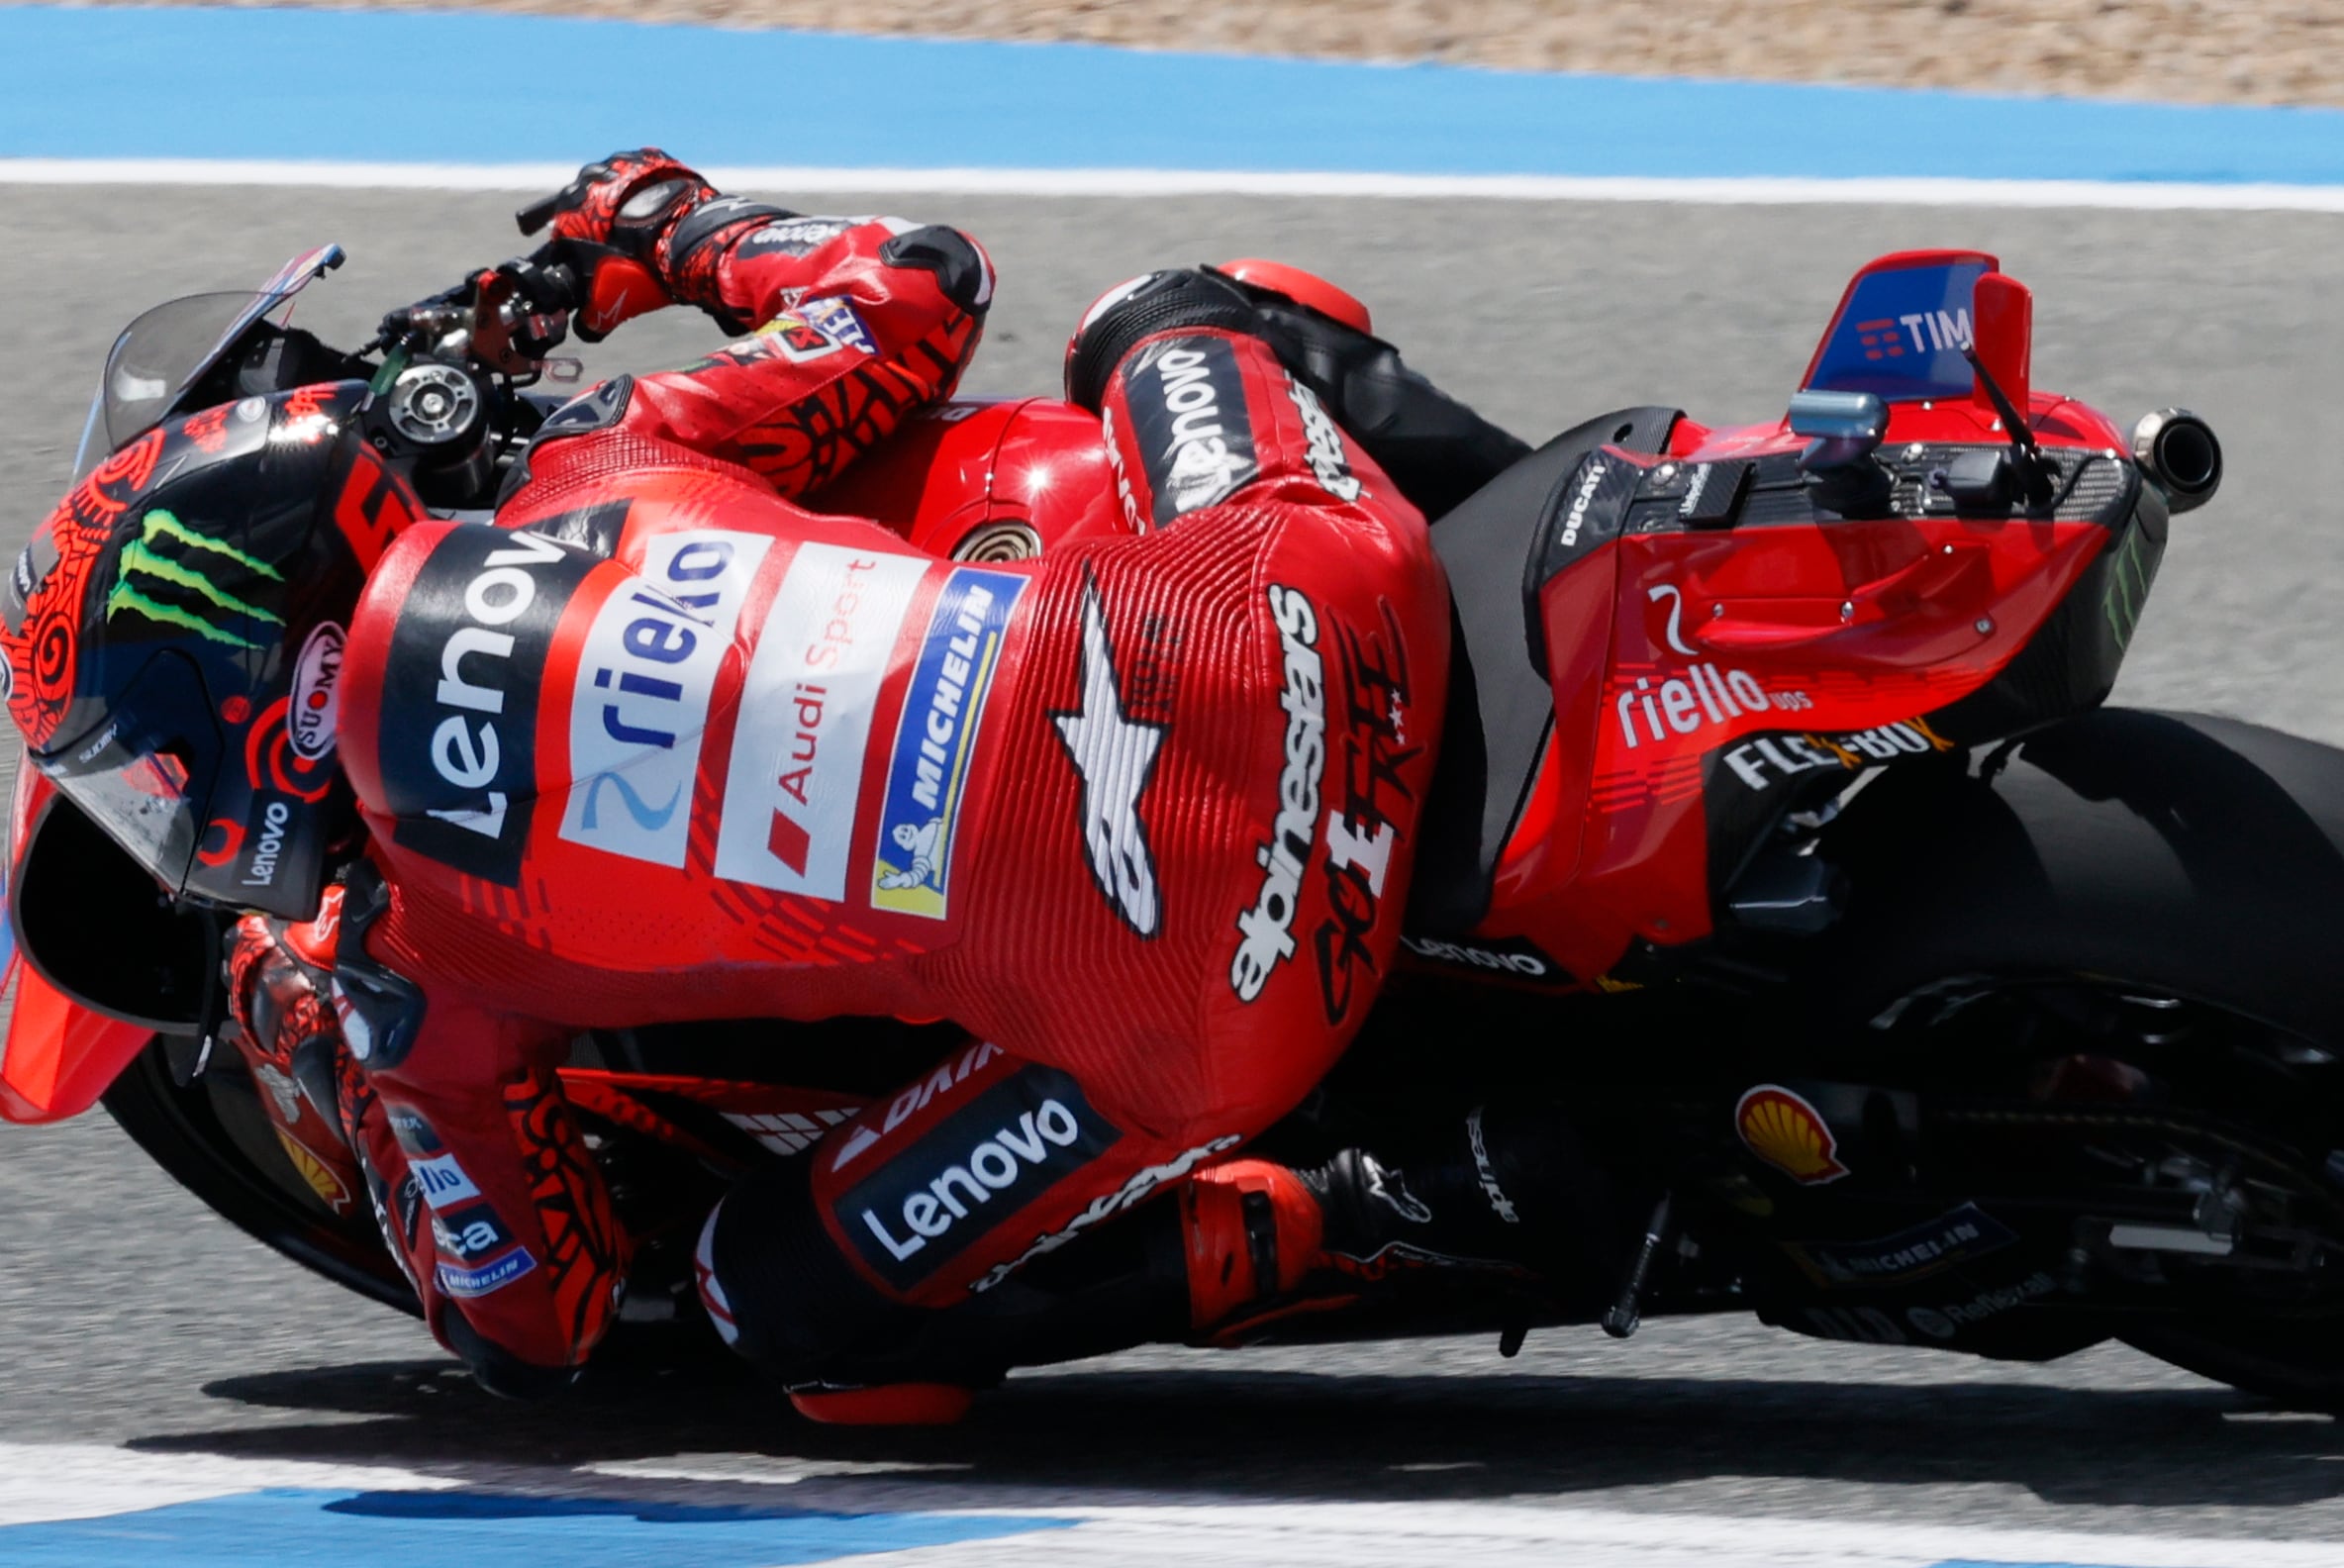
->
xmin=4 ymin=4 xmax=2343 ymax=183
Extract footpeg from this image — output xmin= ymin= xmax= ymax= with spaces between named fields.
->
xmin=1603 ymin=1193 xmax=1673 ymax=1339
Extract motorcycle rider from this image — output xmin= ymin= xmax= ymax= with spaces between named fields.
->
xmin=8 ymin=150 xmax=1594 ymax=1419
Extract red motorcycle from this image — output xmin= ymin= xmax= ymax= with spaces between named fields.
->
xmin=15 ymin=237 xmax=2344 ymax=1406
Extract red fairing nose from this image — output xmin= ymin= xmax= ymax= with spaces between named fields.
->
xmin=1214 ymin=258 xmax=1373 ymax=335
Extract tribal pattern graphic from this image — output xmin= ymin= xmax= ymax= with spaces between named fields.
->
xmin=504 ymin=1073 xmax=627 ymax=1355
xmin=723 ymin=315 xmax=980 ymax=497
xmin=4 ymin=426 xmax=162 ymax=749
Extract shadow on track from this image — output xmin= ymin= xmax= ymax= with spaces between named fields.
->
xmin=125 ymin=1354 xmax=2344 ymax=1512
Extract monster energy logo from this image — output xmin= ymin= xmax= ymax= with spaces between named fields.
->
xmin=106 ymin=510 xmax=283 ymax=648
xmin=2102 ymin=523 xmax=2157 ymax=652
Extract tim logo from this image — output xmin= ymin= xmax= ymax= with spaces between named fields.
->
xmin=869 ymin=566 xmax=1026 ymax=920
xmin=1855 ymin=309 xmax=1973 ymax=361
xmin=106 ymin=509 xmax=283 ymax=649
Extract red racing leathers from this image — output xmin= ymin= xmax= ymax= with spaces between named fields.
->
xmin=255 ymin=205 xmax=1450 ymax=1382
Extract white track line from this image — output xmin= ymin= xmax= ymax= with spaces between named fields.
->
xmin=872 ymin=1502 xmax=2344 ymax=1568
xmin=5 ymin=159 xmax=2344 ymax=211
xmin=0 ymin=1441 xmax=449 ymax=1527
xmin=2 ymin=1442 xmax=2340 ymax=1566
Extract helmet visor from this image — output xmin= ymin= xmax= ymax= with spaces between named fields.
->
xmin=40 ymin=651 xmax=226 ymax=902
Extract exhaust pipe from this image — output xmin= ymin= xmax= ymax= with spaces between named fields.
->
xmin=2130 ymin=408 xmax=2221 ymax=513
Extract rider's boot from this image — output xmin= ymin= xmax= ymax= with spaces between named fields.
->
xmin=1181 ymin=1102 xmax=1624 ymax=1338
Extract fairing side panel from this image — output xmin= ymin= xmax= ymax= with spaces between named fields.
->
xmin=1482 ymin=399 xmax=2138 ymax=984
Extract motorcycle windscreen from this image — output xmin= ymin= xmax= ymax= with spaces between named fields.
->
xmin=72 ymin=245 xmax=345 ymax=480
xmin=1801 ymin=250 xmax=1998 ymax=403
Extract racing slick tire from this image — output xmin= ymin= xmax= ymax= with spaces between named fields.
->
xmin=1795 ymin=706 xmax=2344 ymax=1403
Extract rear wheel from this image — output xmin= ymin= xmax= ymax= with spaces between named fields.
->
xmin=2122 ymin=1318 xmax=2344 ymax=1407
xmin=1793 ymin=709 xmax=2344 ymax=1399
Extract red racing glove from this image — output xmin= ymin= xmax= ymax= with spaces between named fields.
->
xmin=225 ymin=895 xmax=456 ymax=1334
xmin=540 ymin=147 xmax=716 ymax=341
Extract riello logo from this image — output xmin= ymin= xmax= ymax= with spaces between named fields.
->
xmin=1614 ymin=663 xmax=1810 ymax=749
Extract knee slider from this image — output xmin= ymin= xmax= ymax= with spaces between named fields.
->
xmin=698 ymin=1159 xmax=925 ymax=1383
xmin=439 ymin=1312 xmax=579 ymax=1401
xmin=1062 ymin=267 xmax=1260 ymax=411
xmin=879 ymin=225 xmax=995 ymax=316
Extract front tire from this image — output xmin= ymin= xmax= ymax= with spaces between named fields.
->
xmin=101 ymin=1036 xmax=415 ymax=1314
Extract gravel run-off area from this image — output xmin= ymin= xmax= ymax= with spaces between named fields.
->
xmin=57 ymin=0 xmax=2344 ymax=109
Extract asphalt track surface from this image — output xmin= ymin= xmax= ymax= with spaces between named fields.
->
xmin=3 ymin=186 xmax=2344 ymax=1555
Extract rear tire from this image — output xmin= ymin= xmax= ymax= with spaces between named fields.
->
xmin=2120 ymin=1319 xmax=2344 ymax=1409
xmin=1798 ymin=708 xmax=2344 ymax=1399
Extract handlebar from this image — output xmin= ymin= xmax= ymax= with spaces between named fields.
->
xmin=516 ymin=191 xmax=562 ymax=237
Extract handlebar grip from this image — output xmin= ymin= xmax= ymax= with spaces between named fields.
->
xmin=516 ymin=191 xmax=563 ymax=236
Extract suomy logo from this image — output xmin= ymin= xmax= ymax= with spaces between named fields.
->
xmin=288 ymin=621 xmax=343 ymax=762
xmin=106 ymin=509 xmax=283 ymax=649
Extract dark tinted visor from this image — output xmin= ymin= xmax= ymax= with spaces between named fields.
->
xmin=40 ymin=651 xmax=228 ymax=901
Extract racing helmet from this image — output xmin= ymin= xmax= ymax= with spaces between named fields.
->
xmin=2 ymin=383 xmax=423 ymax=921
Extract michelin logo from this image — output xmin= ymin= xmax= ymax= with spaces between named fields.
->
xmin=870 ymin=567 xmax=1027 ymax=919
xmin=435 ymin=1246 xmax=537 ymax=1299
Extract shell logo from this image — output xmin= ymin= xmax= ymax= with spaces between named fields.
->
xmin=1734 ymin=1084 xmax=1849 ymax=1185
xmin=275 ymin=1127 xmax=352 ymax=1214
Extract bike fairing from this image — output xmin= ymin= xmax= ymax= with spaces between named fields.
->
xmin=8 ymin=202 xmax=2243 ymax=1415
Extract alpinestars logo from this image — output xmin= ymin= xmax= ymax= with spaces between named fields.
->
xmin=1050 ymin=579 xmax=1165 ymax=936
xmin=1286 ymin=379 xmax=1362 ymax=503
xmin=106 ymin=509 xmax=283 ymax=648
xmin=1231 ymin=584 xmax=1324 ymax=1001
